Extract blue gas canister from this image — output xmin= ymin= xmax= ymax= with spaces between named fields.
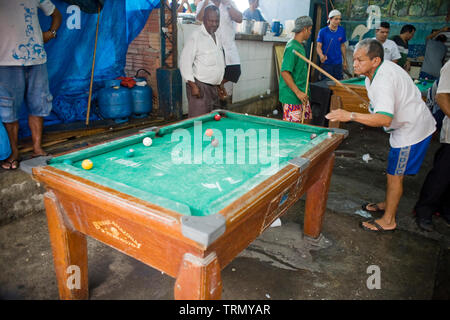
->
xmin=98 ymin=79 xmax=132 ymax=123
xmin=131 ymin=78 xmax=153 ymax=118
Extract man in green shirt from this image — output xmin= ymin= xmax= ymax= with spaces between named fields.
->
xmin=279 ymin=16 xmax=313 ymax=123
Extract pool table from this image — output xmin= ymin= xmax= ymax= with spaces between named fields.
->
xmin=328 ymin=77 xmax=434 ymax=128
xmin=33 ymin=110 xmax=347 ymax=300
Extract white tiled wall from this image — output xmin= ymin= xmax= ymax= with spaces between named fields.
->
xmin=232 ymin=40 xmax=276 ymax=103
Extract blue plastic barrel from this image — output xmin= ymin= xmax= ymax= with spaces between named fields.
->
xmin=131 ymin=78 xmax=153 ymax=118
xmin=98 ymin=80 xmax=132 ymax=123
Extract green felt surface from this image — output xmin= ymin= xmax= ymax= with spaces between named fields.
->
xmin=49 ymin=113 xmax=332 ymax=216
xmin=340 ymin=77 xmax=433 ymax=93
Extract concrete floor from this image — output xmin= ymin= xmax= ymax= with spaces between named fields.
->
xmin=0 ymin=120 xmax=449 ymax=300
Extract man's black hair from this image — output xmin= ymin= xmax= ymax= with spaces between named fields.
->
xmin=436 ymin=34 xmax=448 ymax=42
xmin=379 ymin=22 xmax=390 ymax=29
xmin=400 ymin=24 xmax=416 ymax=34
xmin=204 ymin=4 xmax=220 ymax=16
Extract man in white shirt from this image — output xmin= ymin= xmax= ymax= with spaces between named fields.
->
xmin=326 ymin=39 xmax=436 ymax=233
xmin=0 ymin=0 xmax=62 ymax=170
xmin=196 ymin=0 xmax=243 ymax=100
xmin=180 ymin=5 xmax=225 ymax=117
xmin=414 ymin=60 xmax=450 ymax=232
xmin=374 ymin=22 xmax=401 ymax=63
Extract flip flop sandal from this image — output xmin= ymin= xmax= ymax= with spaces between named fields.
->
xmin=362 ymin=202 xmax=385 ymax=213
xmin=360 ymin=220 xmax=396 ymax=233
xmin=1 ymin=159 xmax=20 ymax=170
xmin=31 ymin=152 xmax=51 ymax=158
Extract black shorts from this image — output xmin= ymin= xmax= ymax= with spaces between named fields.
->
xmin=224 ymin=65 xmax=241 ymax=83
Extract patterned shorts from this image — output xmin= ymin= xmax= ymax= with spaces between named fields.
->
xmin=283 ymin=102 xmax=312 ymax=123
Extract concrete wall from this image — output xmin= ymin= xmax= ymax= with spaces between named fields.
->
xmin=259 ymin=0 xmax=311 ymax=25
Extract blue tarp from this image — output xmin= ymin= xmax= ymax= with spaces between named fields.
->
xmin=18 ymin=0 xmax=160 ymax=138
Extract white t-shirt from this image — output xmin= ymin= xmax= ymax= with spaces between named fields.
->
xmin=366 ymin=60 xmax=436 ymax=148
xmin=196 ymin=0 xmax=241 ymax=65
xmin=436 ymin=60 xmax=450 ymax=144
xmin=0 ymin=0 xmax=55 ymax=66
xmin=373 ymin=38 xmax=401 ymax=62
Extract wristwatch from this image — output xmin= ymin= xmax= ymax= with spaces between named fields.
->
xmin=350 ymin=112 xmax=355 ymax=121
xmin=49 ymin=30 xmax=57 ymax=39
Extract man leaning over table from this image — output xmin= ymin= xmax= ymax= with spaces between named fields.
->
xmin=326 ymin=39 xmax=436 ymax=233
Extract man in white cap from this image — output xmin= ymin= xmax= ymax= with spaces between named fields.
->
xmin=316 ymin=9 xmax=347 ymax=80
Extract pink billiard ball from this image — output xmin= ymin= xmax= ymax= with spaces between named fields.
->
xmin=205 ymin=129 xmax=214 ymax=137
xmin=214 ymin=114 xmax=221 ymax=121
xmin=211 ymin=139 xmax=219 ymax=147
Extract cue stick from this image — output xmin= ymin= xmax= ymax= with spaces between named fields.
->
xmin=329 ymin=0 xmax=335 ymax=10
xmin=292 ymin=49 xmax=369 ymax=108
xmin=301 ymin=44 xmax=314 ymax=124
xmin=86 ymin=5 xmax=101 ymax=126
xmin=324 ymin=38 xmax=333 ymax=56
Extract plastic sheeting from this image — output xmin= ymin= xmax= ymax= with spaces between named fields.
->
xmin=18 ymin=0 xmax=160 ymax=138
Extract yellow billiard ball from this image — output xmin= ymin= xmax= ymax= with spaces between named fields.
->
xmin=81 ymin=159 xmax=93 ymax=170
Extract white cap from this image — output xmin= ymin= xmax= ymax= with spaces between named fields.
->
xmin=328 ymin=9 xmax=342 ymax=19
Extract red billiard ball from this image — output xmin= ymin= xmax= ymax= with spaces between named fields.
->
xmin=214 ymin=114 xmax=221 ymax=121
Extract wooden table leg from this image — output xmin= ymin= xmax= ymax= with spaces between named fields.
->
xmin=174 ymin=252 xmax=222 ymax=300
xmin=328 ymin=95 xmax=342 ymax=129
xmin=303 ymin=153 xmax=335 ymax=238
xmin=44 ymin=191 xmax=88 ymax=300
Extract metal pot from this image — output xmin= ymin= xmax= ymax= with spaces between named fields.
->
xmin=252 ymin=21 xmax=269 ymax=35
xmin=236 ymin=19 xmax=254 ymax=34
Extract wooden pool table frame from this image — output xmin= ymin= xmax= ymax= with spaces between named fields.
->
xmin=328 ymin=78 xmax=430 ymax=128
xmin=33 ymin=110 xmax=347 ymax=300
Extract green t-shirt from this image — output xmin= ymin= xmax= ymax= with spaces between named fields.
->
xmin=278 ymin=39 xmax=308 ymax=105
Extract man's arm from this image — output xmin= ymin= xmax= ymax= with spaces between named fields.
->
xmin=316 ymin=42 xmax=327 ymax=63
xmin=281 ymin=70 xmax=309 ymax=105
xmin=326 ymin=109 xmax=392 ymax=127
xmin=436 ymin=93 xmax=450 ymax=118
xmin=222 ymin=0 xmax=243 ymax=23
xmin=179 ymin=0 xmax=192 ymax=13
xmin=426 ymin=26 xmax=450 ymax=40
xmin=196 ymin=0 xmax=209 ymax=21
xmin=43 ymin=7 xmax=62 ymax=43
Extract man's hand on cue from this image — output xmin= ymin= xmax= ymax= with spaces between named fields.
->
xmin=325 ymin=109 xmax=352 ymax=122
xmin=295 ymin=90 xmax=309 ymax=105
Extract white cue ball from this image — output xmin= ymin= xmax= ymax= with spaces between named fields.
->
xmin=143 ymin=137 xmax=153 ymax=147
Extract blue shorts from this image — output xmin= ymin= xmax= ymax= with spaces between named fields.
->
xmin=387 ymin=135 xmax=432 ymax=176
xmin=0 ymin=64 xmax=53 ymax=123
